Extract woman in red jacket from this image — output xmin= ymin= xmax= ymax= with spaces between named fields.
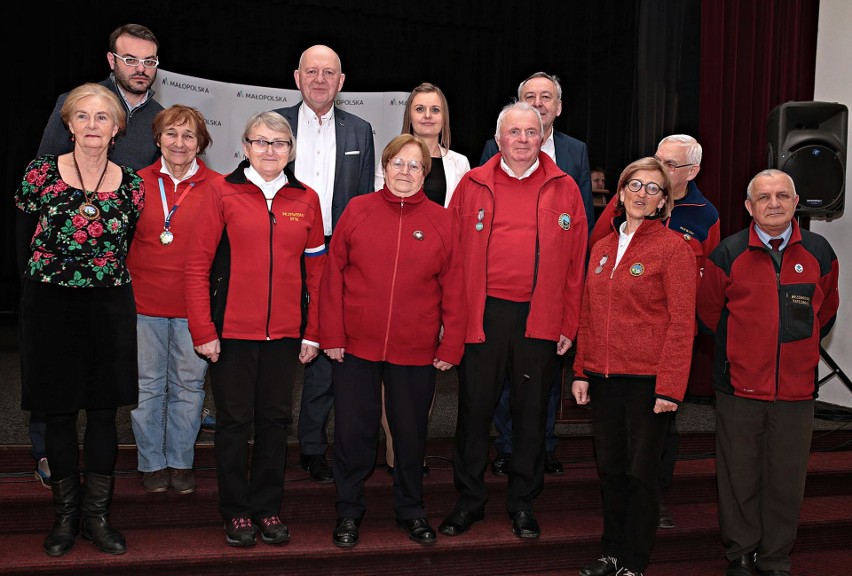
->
xmin=185 ymin=111 xmax=326 ymax=548
xmin=320 ymin=134 xmax=466 ymax=548
xmin=127 ymin=105 xmax=222 ymax=497
xmin=571 ymin=157 xmax=697 ymax=576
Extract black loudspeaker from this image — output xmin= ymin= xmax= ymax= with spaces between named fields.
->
xmin=767 ymin=101 xmax=848 ymax=219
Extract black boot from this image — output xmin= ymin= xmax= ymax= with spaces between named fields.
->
xmin=80 ymin=472 xmax=126 ymax=555
xmin=44 ymin=474 xmax=80 ymax=557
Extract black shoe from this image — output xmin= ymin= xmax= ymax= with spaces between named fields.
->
xmin=253 ymin=515 xmax=290 ymax=544
xmin=510 ymin=510 xmax=540 ymax=538
xmin=332 ymin=517 xmax=361 ymax=548
xmin=579 ymin=556 xmax=619 ymax=576
xmin=396 ymin=517 xmax=436 ymax=544
xmin=545 ymin=451 xmax=564 ymax=475
xmin=491 ymin=452 xmax=511 ymax=476
xmin=300 ymin=454 xmax=334 ymax=484
xmin=422 ymin=462 xmax=430 ymax=478
xmin=726 ymin=554 xmax=755 ymax=576
xmin=224 ymin=516 xmax=256 ymax=547
xmin=657 ymin=502 xmax=675 ymax=529
xmin=386 ymin=464 xmax=394 ymax=475
xmin=756 ymin=571 xmax=789 ymax=576
xmin=438 ymin=508 xmax=483 ymax=536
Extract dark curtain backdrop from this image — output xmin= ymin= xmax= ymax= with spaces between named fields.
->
xmin=3 ymin=0 xmax=701 ymax=315
xmin=698 ymin=0 xmax=820 ymax=239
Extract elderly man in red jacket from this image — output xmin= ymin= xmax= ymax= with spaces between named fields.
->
xmin=439 ymin=101 xmax=587 ymax=540
xmin=698 ymin=169 xmax=840 ymax=576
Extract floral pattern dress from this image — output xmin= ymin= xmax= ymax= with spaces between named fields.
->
xmin=15 ymin=155 xmax=145 ymax=287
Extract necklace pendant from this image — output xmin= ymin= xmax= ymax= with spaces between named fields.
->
xmin=159 ymin=229 xmax=174 ymax=245
xmin=79 ymin=202 xmax=100 ymax=221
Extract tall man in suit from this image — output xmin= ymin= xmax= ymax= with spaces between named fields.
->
xmin=481 ymin=72 xmax=595 ymax=479
xmin=273 ymin=44 xmax=375 ymax=484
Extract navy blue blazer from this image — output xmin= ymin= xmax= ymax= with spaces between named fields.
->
xmin=274 ymin=102 xmax=376 ymax=232
xmin=480 ymin=131 xmax=595 ymax=232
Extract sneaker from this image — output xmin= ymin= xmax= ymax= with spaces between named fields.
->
xmin=579 ymin=555 xmax=619 ymax=576
xmin=142 ymin=468 xmax=170 ymax=493
xmin=254 ymin=515 xmax=290 ymax=544
xmin=225 ymin=516 xmax=256 ymax=547
xmin=168 ymin=468 xmax=196 ymax=495
xmin=201 ymin=408 xmax=216 ymax=433
xmin=34 ymin=457 xmax=51 ymax=488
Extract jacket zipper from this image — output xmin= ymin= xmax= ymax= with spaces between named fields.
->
xmin=382 ymin=198 xmax=405 ymax=358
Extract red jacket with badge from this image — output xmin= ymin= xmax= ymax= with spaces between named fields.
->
xmin=185 ymin=161 xmax=326 ymax=346
xmin=449 ymin=153 xmax=587 ymax=343
xmin=697 ymin=220 xmax=839 ymax=401
xmin=573 ymin=217 xmax=697 ymax=402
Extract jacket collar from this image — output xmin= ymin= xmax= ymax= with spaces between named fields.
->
xmin=224 ymin=159 xmax=305 ymax=190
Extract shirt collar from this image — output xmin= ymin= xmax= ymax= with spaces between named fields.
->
xmin=754 ymin=222 xmax=793 ymax=250
xmin=244 ymin=164 xmax=288 ymax=195
xmin=500 ymin=157 xmax=540 ymax=180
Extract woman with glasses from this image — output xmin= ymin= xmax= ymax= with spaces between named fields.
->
xmin=322 ymin=134 xmax=466 ymax=548
xmin=126 ymin=105 xmax=222 ymax=496
xmin=185 ymin=111 xmax=326 ymax=548
xmin=571 ymin=157 xmax=697 ymax=576
xmin=375 ymin=83 xmax=471 ymax=478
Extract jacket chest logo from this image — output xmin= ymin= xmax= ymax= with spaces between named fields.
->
xmin=629 ymin=263 xmax=645 ymax=276
xmin=281 ymin=211 xmax=304 ymax=222
xmin=558 ymin=213 xmax=571 ymax=230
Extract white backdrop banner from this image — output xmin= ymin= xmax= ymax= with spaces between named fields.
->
xmin=156 ymin=69 xmax=409 ymax=175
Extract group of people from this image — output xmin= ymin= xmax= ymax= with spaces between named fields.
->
xmin=14 ymin=23 xmax=839 ymax=576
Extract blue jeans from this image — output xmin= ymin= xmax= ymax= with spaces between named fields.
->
xmin=130 ymin=314 xmax=208 ymax=471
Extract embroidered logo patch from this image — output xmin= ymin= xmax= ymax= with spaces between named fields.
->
xmin=558 ymin=213 xmax=571 ymax=230
xmin=629 ymin=263 xmax=645 ymax=276
xmin=795 ymin=263 xmax=804 ymax=273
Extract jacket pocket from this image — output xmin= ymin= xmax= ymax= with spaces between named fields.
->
xmin=780 ymin=283 xmax=815 ymax=343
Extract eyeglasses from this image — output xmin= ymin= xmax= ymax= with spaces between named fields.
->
xmin=655 ymin=157 xmax=694 ymax=171
xmin=626 ymin=179 xmax=663 ymax=196
xmin=389 ymin=158 xmax=424 ymax=173
xmin=245 ymin=138 xmax=292 ymax=153
xmin=111 ymin=53 xmax=159 ymax=69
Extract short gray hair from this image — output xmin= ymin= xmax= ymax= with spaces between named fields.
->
xmin=495 ymin=101 xmax=543 ymax=139
xmin=658 ymin=134 xmax=702 ymax=166
xmin=746 ymin=169 xmax=797 ymax=200
xmin=242 ymin=111 xmax=297 ymax=162
xmin=517 ymin=72 xmax=562 ymax=101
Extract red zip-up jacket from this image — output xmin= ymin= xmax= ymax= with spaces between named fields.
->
xmin=697 ymin=220 xmax=839 ymax=401
xmin=449 ymin=153 xmax=588 ymax=343
xmin=320 ymin=186 xmax=466 ymax=366
xmin=185 ymin=161 xmax=326 ymax=346
xmin=573 ymin=218 xmax=697 ymax=402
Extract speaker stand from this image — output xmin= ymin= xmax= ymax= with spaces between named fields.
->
xmin=819 ymin=345 xmax=852 ymax=394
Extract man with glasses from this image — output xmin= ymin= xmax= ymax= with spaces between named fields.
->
xmin=37 ymin=23 xmax=163 ymax=170
xmin=480 ymin=72 xmax=596 ymax=483
xmin=440 ymin=102 xmax=587 ymax=540
xmin=591 ymin=134 xmax=720 ymax=534
xmin=272 ymin=44 xmax=375 ymax=485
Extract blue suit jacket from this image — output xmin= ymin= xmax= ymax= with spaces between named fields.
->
xmin=480 ymin=131 xmax=594 ymax=232
xmin=274 ymin=102 xmax=376 ymax=231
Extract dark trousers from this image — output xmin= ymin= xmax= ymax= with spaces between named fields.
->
xmin=493 ymin=356 xmax=562 ymax=454
xmin=45 ymin=409 xmax=118 ymax=481
xmin=715 ymin=391 xmax=814 ymax=573
xmin=453 ymin=297 xmax=555 ymax=515
xmin=210 ymin=337 xmax=298 ymax=521
xmin=332 ymin=354 xmax=435 ymax=519
xmin=590 ymin=375 xmax=671 ymax=573
xmin=298 ymin=353 xmax=333 ymax=456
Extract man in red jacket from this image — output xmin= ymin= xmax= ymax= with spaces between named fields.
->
xmin=698 ymin=169 xmax=839 ymax=576
xmin=439 ymin=102 xmax=587 ymax=540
